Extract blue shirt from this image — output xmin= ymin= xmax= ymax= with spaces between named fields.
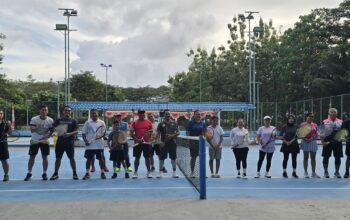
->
xmin=119 ymin=121 xmax=128 ymax=132
xmin=186 ymin=120 xmax=205 ymax=136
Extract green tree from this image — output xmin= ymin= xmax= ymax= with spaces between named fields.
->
xmin=0 ymin=33 xmax=5 ymax=65
xmin=123 ymin=85 xmax=170 ymax=102
xmin=70 ymin=71 xmax=105 ymax=101
xmin=277 ymin=0 xmax=350 ymax=99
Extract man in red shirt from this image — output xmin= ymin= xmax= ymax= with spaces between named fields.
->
xmin=130 ymin=109 xmax=153 ymax=178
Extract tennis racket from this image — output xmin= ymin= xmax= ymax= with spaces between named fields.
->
xmin=319 ymin=124 xmax=334 ymax=139
xmin=204 ymin=127 xmax=214 ymax=141
xmin=335 ymin=128 xmax=349 ymax=141
xmin=0 ymin=130 xmax=20 ymax=143
xmin=85 ymin=124 xmax=107 ymax=144
xmin=261 ymin=128 xmax=276 ymax=149
xmin=296 ymin=124 xmax=312 ymax=138
xmin=132 ymin=129 xmax=152 ymax=147
xmin=54 ymin=124 xmax=68 ymax=137
xmin=117 ymin=130 xmax=128 ymax=144
xmin=110 ymin=130 xmax=126 ymax=151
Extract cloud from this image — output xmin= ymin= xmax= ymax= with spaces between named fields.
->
xmin=0 ymin=0 xmax=343 ymax=86
xmin=71 ymin=0 xmax=219 ymax=87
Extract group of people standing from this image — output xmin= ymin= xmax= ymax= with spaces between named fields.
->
xmin=0 ymin=105 xmax=184 ymax=181
xmin=207 ymin=107 xmax=350 ymax=179
xmin=278 ymin=108 xmax=350 ymax=179
xmin=0 ymin=105 xmax=350 ymax=182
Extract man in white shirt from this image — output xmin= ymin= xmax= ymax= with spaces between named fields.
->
xmin=82 ymin=109 xmax=107 ymax=180
xmin=24 ymin=104 xmax=54 ymax=181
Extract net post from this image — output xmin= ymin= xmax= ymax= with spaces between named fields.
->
xmin=199 ymin=135 xmax=207 ymax=200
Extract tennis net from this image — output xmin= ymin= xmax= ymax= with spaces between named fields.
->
xmin=176 ymin=135 xmax=206 ymax=199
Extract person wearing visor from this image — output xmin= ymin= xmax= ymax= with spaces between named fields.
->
xmin=255 ymin=115 xmax=276 ymax=178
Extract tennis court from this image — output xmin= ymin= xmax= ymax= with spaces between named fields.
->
xmin=0 ymin=138 xmax=350 ymax=219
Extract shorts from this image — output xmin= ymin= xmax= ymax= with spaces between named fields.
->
xmin=55 ymin=142 xmax=75 ymax=159
xmin=84 ymin=149 xmax=105 ymax=160
xmin=29 ymin=143 xmax=50 ymax=156
xmin=209 ymin=147 xmax=222 ymax=160
xmin=189 ymin=140 xmax=199 ymax=158
xmin=133 ymin=143 xmax=152 ymax=158
xmin=159 ymin=141 xmax=177 ymax=160
xmin=109 ymin=149 xmax=125 ymax=162
xmin=0 ymin=142 xmax=9 ymax=160
xmin=152 ymin=144 xmax=161 ymax=156
xmin=322 ymin=141 xmax=343 ymax=158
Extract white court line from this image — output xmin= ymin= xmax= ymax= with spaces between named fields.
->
xmin=207 ymin=187 xmax=350 ymax=190
xmin=0 ymin=187 xmax=194 ymax=193
xmin=2 ymin=186 xmax=350 ymax=193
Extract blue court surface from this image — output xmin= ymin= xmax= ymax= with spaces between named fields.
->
xmin=1 ymin=138 xmax=350 ymax=202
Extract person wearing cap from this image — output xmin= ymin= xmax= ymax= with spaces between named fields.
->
xmin=299 ymin=112 xmax=320 ymax=178
xmin=321 ymin=108 xmax=343 ymax=178
xmin=255 ymin=115 xmax=276 ymax=178
xmin=114 ymin=113 xmax=133 ymax=173
xmin=277 ymin=114 xmax=299 ymax=178
xmin=130 ymin=109 xmax=153 ymax=178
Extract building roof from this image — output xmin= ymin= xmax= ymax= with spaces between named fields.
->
xmin=69 ymin=101 xmax=255 ymax=111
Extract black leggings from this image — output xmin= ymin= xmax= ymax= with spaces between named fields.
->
xmin=257 ymin=151 xmax=274 ymax=172
xmin=323 ymin=156 xmax=341 ymax=167
xmin=283 ymin=152 xmax=298 ymax=169
xmin=233 ymin=148 xmax=249 ymax=170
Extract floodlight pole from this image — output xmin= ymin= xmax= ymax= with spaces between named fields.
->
xmin=54 ymin=24 xmax=68 ymax=105
xmin=239 ymin=11 xmax=259 ymax=129
xmin=59 ymin=8 xmax=77 ymax=104
xmin=100 ymin=63 xmax=112 ymax=102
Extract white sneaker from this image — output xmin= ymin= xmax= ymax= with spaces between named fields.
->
xmin=215 ymin=173 xmax=221 ymax=178
xmin=147 ymin=172 xmax=153 ymax=178
xmin=172 ymin=171 xmax=179 ymax=178
xmin=265 ymin=172 xmax=271 ymax=178
xmin=311 ymin=173 xmax=320 ymax=178
xmin=132 ymin=172 xmax=138 ymax=179
xmin=157 ymin=171 xmax=163 ymax=178
xmin=304 ymin=172 xmax=309 ymax=178
xmin=190 ymin=172 xmax=196 ymax=178
xmin=254 ymin=172 xmax=260 ymax=178
xmin=236 ymin=173 xmax=241 ymax=179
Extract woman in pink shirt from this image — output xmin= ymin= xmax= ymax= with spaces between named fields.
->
xmin=299 ymin=112 xmax=320 ymax=178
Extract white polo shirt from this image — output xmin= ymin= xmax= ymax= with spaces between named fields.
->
xmin=82 ymin=119 xmax=106 ymax=150
xmin=30 ymin=115 xmax=54 ymax=143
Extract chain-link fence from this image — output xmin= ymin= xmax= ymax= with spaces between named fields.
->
xmin=256 ymin=93 xmax=350 ymax=129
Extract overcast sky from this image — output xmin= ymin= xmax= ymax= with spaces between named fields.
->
xmin=0 ymin=0 xmax=343 ymax=88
